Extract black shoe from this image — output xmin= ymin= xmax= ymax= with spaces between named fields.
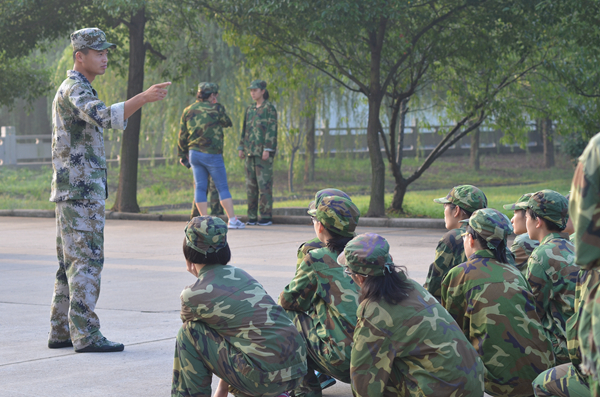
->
xmin=258 ymin=219 xmax=273 ymax=226
xmin=246 ymin=219 xmax=258 ymax=226
xmin=48 ymin=339 xmax=73 ymax=349
xmin=75 ymin=337 xmax=124 ymax=353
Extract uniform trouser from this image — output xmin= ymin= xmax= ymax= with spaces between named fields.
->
xmin=49 ymin=199 xmax=105 ymax=350
xmin=533 ymin=364 xmax=590 ymax=397
xmin=245 ymin=155 xmax=273 ymax=221
xmin=172 ymin=321 xmax=301 ymax=397
xmin=283 ymin=310 xmax=351 ymax=397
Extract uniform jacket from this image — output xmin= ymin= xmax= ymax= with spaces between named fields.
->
xmin=177 ymin=100 xmax=232 ymax=159
xmin=511 ymin=233 xmax=539 ymax=277
xmin=238 ymin=100 xmax=277 ymax=156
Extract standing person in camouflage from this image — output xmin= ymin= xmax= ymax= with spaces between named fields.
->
xmin=526 ymin=190 xmax=579 ymax=364
xmin=49 ymin=28 xmax=170 ymax=353
xmin=339 ymin=233 xmax=485 ymax=397
xmin=172 ymin=216 xmax=307 ymax=397
xmin=425 ymin=185 xmax=488 ymax=301
xmin=238 ymin=79 xmax=278 ymax=226
xmin=503 ymin=193 xmax=539 ymax=276
xmin=279 ymin=196 xmax=360 ymax=397
xmin=441 ymin=208 xmax=555 ymax=396
xmin=179 ymin=82 xmax=244 ymax=229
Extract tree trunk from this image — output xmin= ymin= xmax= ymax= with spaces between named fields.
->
xmin=303 ymin=116 xmax=315 ymax=183
xmin=112 ymin=8 xmax=146 ymax=212
xmin=542 ymin=118 xmax=554 ymax=168
xmin=390 ymin=177 xmax=409 ymax=212
xmin=470 ymin=127 xmax=480 ymax=171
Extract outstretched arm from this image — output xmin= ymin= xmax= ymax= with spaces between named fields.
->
xmin=124 ymin=82 xmax=171 ymax=120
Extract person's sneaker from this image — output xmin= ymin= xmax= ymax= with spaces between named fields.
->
xmin=316 ymin=371 xmax=336 ymax=390
xmin=228 ymin=217 xmax=246 ymax=229
xmin=257 ymin=219 xmax=273 ymax=226
xmin=246 ymin=219 xmax=258 ymax=226
xmin=74 ymin=337 xmax=124 ymax=353
xmin=48 ymin=339 xmax=73 ymax=349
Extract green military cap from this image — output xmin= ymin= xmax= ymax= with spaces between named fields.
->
xmin=307 ymin=188 xmax=350 ymax=212
xmin=71 ymin=28 xmax=116 ymax=52
xmin=308 ymin=195 xmax=360 ymax=238
xmin=433 ymin=185 xmax=487 ymax=213
xmin=527 ymin=190 xmax=569 ymax=230
xmin=337 ymin=233 xmax=399 ymax=277
xmin=248 ymin=79 xmax=267 ymax=90
xmin=198 ymin=82 xmax=219 ymax=94
xmin=461 ymin=208 xmax=513 ymax=250
xmin=503 ymin=193 xmax=534 ymax=211
xmin=184 ymin=216 xmax=228 ymax=255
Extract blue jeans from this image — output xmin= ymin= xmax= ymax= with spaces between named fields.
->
xmin=189 ymin=150 xmax=232 ymax=203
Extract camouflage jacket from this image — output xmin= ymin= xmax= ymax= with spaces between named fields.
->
xmin=526 ymin=232 xmax=578 ymax=363
xmin=238 ymin=100 xmax=278 ymax=156
xmin=296 ymin=237 xmax=325 ymax=268
xmin=441 ymin=249 xmax=555 ymax=396
xmin=279 ymin=246 xmax=359 ymax=367
xmin=351 ymin=279 xmax=485 ymax=397
xmin=424 ymin=226 xmax=467 ymax=301
xmin=180 ymin=264 xmax=307 ymax=382
xmin=177 ymin=100 xmax=232 ymax=159
xmin=50 ymin=70 xmax=127 ymax=202
xmin=511 ymin=233 xmax=539 ymax=277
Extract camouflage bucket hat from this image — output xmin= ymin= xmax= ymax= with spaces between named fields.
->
xmin=184 ymin=216 xmax=228 ymax=255
xmin=503 ymin=193 xmax=534 ymax=211
xmin=433 ymin=185 xmax=487 ymax=213
xmin=71 ymin=28 xmax=116 ymax=52
xmin=198 ymin=82 xmax=219 ymax=95
xmin=309 ymin=196 xmax=360 ymax=238
xmin=527 ymin=190 xmax=569 ymax=229
xmin=337 ymin=233 xmax=397 ymax=277
xmin=307 ymin=188 xmax=350 ymax=212
xmin=248 ymin=79 xmax=267 ymax=90
xmin=461 ymin=208 xmax=513 ymax=250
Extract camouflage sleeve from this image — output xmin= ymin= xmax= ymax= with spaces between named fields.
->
xmin=238 ymin=106 xmax=248 ymax=151
xmin=424 ymin=237 xmax=456 ymax=300
xmin=440 ymin=268 xmax=468 ymax=332
xmin=177 ymin=109 xmax=189 ymax=161
xmin=68 ymin=83 xmax=126 ymax=130
xmin=180 ymin=288 xmax=197 ymax=323
xmin=217 ymin=104 xmax=233 ymax=128
xmin=263 ymin=103 xmax=277 ymax=152
xmin=525 ymin=255 xmax=551 ymax=322
xmin=278 ymin=256 xmax=318 ymax=312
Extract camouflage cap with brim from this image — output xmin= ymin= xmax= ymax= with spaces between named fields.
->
xmin=310 ymin=195 xmax=360 ymax=238
xmin=337 ymin=233 xmax=399 ymax=277
xmin=198 ymin=82 xmax=219 ymax=95
xmin=433 ymin=185 xmax=487 ymax=213
xmin=460 ymin=208 xmax=513 ymax=250
xmin=527 ymin=189 xmax=569 ymax=230
xmin=71 ymin=28 xmax=116 ymax=52
xmin=248 ymin=79 xmax=267 ymax=90
xmin=185 ymin=216 xmax=228 ymax=255
xmin=502 ymin=193 xmax=534 ymax=211
xmin=307 ymin=188 xmax=350 ymax=213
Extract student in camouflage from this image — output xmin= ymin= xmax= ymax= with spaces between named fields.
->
xmin=526 ymin=190 xmax=579 ymax=364
xmin=339 ymin=233 xmax=485 ymax=397
xmin=49 ymin=28 xmax=169 ymax=352
xmin=179 ymin=82 xmax=244 ymax=229
xmin=172 ymin=216 xmax=307 ymax=397
xmin=238 ymin=80 xmax=278 ymax=226
xmin=441 ymin=208 xmax=555 ymax=396
xmin=503 ymin=193 xmax=539 ymax=276
xmin=279 ymin=196 xmax=360 ymax=397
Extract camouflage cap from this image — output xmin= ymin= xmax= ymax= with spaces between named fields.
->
xmin=337 ymin=233 xmax=395 ymax=277
xmin=307 ymin=188 xmax=350 ymax=212
xmin=184 ymin=216 xmax=228 ymax=255
xmin=527 ymin=189 xmax=569 ymax=230
xmin=502 ymin=193 xmax=534 ymax=211
xmin=433 ymin=185 xmax=487 ymax=213
xmin=71 ymin=28 xmax=116 ymax=52
xmin=198 ymin=82 xmax=219 ymax=95
xmin=461 ymin=208 xmax=513 ymax=250
xmin=308 ymin=195 xmax=360 ymax=238
xmin=248 ymin=79 xmax=267 ymax=90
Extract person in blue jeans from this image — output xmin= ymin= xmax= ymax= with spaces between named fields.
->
xmin=178 ymin=82 xmax=244 ymax=229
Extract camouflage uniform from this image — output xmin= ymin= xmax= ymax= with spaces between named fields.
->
xmin=238 ymin=80 xmax=278 ymax=222
xmin=338 ymin=233 xmax=485 ymax=397
xmin=48 ymin=28 xmax=125 ymax=350
xmin=504 ymin=193 xmax=539 ymax=276
xmin=526 ymin=191 xmax=579 ymax=364
xmin=172 ymin=217 xmax=307 ymax=397
xmin=442 ymin=209 xmax=555 ymax=397
xmin=279 ymin=196 xmax=360 ymax=397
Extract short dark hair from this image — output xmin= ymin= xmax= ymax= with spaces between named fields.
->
xmin=196 ymin=90 xmax=213 ymax=101
xmin=319 ymin=224 xmax=352 ymax=255
xmin=359 ymin=266 xmax=413 ymax=305
xmin=526 ymin=208 xmax=563 ymax=232
xmin=72 ymin=47 xmax=90 ymax=62
xmin=182 ymin=237 xmax=231 ymax=266
xmin=466 ymin=225 xmax=508 ymax=262
xmin=447 ymin=203 xmax=472 ymax=218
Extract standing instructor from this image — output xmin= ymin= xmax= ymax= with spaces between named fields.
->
xmin=48 ymin=28 xmax=170 ymax=353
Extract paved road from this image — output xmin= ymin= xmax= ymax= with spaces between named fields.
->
xmin=0 ymin=217 xmax=441 ymax=397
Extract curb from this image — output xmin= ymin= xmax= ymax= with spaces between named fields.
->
xmin=0 ymin=209 xmax=446 ymax=229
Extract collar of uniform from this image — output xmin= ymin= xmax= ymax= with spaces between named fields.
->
xmin=67 ymin=70 xmax=92 ymax=86
xmin=470 ymin=249 xmax=495 ymax=259
xmin=254 ymin=100 xmax=268 ymax=109
xmin=540 ymin=232 xmax=565 ymax=245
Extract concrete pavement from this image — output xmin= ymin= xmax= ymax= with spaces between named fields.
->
xmin=0 ymin=216 xmax=442 ymax=397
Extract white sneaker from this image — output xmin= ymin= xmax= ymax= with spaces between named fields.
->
xmin=228 ymin=217 xmax=246 ymax=229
